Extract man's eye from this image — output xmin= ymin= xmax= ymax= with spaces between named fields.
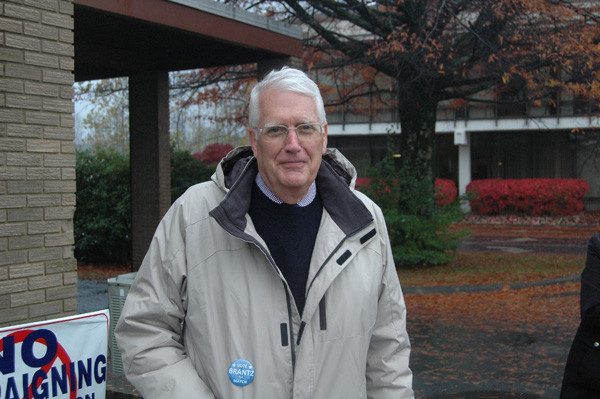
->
xmin=264 ymin=126 xmax=287 ymax=136
xmin=297 ymin=124 xmax=318 ymax=135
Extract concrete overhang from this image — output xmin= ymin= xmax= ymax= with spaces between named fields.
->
xmin=74 ymin=0 xmax=304 ymax=81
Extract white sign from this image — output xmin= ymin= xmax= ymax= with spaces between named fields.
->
xmin=0 ymin=310 xmax=109 ymax=399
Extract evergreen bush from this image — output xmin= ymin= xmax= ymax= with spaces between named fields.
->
xmin=362 ymin=153 xmax=466 ymax=267
xmin=75 ymin=148 xmax=131 ymax=263
xmin=75 ymin=147 xmax=216 ymax=264
xmin=171 ymin=148 xmax=215 ymax=202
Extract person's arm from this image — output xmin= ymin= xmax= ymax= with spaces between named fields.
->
xmin=581 ymin=234 xmax=600 ymax=324
xmin=114 ymin=203 xmax=215 ymax=399
xmin=366 ymin=211 xmax=414 ymax=399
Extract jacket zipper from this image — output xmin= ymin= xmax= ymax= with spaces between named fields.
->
xmin=305 ymin=222 xmax=375 ymax=300
xmin=304 ymin=237 xmax=348 ymax=299
xmin=290 ymin=237 xmax=347 ymax=347
xmin=296 ymin=223 xmax=375 ymax=345
xmin=284 ymin=286 xmax=296 ymax=372
xmin=250 ymin=239 xmax=297 ymax=371
xmin=237 ymin=235 xmax=298 ymax=373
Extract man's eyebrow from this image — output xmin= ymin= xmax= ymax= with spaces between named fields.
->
xmin=263 ymin=119 xmax=315 ymax=126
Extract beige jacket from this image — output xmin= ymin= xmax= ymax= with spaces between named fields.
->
xmin=115 ymin=147 xmax=413 ymax=398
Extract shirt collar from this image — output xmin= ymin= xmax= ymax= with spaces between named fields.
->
xmin=255 ymin=173 xmax=316 ymax=207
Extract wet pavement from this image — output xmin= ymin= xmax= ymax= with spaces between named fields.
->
xmin=408 ymin=315 xmax=576 ymax=398
xmin=77 ymin=279 xmax=108 ymax=313
xmin=459 ymin=236 xmax=588 ymax=255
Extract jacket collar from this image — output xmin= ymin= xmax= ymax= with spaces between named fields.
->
xmin=209 ymin=147 xmax=373 ymax=237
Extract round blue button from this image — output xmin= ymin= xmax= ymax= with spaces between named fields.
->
xmin=228 ymin=359 xmax=255 ymax=387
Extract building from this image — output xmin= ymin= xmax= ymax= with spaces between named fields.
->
xmin=325 ymin=79 xmax=600 ymax=209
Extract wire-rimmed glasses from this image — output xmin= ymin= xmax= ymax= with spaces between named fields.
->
xmin=255 ymin=122 xmax=324 ymax=143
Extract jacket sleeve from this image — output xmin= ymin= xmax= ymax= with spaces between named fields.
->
xmin=366 ymin=210 xmax=414 ymax=399
xmin=114 ymin=202 xmax=215 ymax=399
xmin=581 ymin=234 xmax=600 ymax=320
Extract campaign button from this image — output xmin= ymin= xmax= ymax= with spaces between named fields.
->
xmin=228 ymin=359 xmax=255 ymax=387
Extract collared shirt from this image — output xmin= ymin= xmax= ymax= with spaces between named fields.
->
xmin=255 ymin=173 xmax=316 ymax=207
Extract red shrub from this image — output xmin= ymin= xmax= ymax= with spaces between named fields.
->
xmin=355 ymin=177 xmax=457 ymax=207
xmin=435 ymin=179 xmax=458 ymax=207
xmin=355 ymin=177 xmax=372 ymax=189
xmin=193 ymin=143 xmax=234 ymax=165
xmin=466 ymin=178 xmax=590 ymax=216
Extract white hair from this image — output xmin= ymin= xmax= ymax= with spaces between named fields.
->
xmin=249 ymin=66 xmax=326 ymax=127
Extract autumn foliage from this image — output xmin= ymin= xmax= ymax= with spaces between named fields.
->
xmin=434 ymin=179 xmax=458 ymax=207
xmin=467 ymin=178 xmax=590 ymax=216
xmin=193 ymin=143 xmax=234 ymax=165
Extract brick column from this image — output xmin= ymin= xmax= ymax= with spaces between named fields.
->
xmin=0 ymin=0 xmax=76 ymax=326
xmin=129 ymin=71 xmax=171 ymax=270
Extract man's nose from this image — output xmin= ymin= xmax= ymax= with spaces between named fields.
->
xmin=284 ymin=128 xmax=302 ymax=149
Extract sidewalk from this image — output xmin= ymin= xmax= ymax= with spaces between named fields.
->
xmin=456 ymin=220 xmax=596 ymax=255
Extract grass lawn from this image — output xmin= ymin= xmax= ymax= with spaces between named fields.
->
xmin=397 ymin=251 xmax=585 ymax=287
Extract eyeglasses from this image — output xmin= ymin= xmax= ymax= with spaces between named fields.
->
xmin=255 ymin=122 xmax=324 ymax=142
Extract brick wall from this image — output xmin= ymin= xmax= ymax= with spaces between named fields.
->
xmin=0 ymin=0 xmax=76 ymax=326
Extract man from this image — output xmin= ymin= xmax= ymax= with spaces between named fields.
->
xmin=115 ymin=67 xmax=413 ymax=398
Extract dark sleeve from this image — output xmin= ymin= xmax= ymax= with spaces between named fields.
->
xmin=582 ymin=304 xmax=600 ymax=329
xmin=580 ymin=234 xmax=600 ymax=320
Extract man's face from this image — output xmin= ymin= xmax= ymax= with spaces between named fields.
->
xmin=250 ymin=89 xmax=328 ymax=203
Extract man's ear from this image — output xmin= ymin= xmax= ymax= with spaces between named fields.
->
xmin=321 ymin=122 xmax=328 ymax=154
xmin=249 ymin=128 xmax=258 ymax=154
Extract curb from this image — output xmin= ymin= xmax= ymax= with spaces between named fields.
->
xmin=404 ymin=274 xmax=580 ymax=295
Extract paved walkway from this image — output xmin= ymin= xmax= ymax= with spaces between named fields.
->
xmin=409 ymin=313 xmax=577 ymax=398
xmin=459 ymin=236 xmax=588 ymax=255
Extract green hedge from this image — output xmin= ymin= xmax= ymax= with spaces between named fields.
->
xmin=171 ymin=148 xmax=215 ymax=202
xmin=363 ymin=154 xmax=466 ymax=267
xmin=74 ymin=148 xmax=131 ymax=263
xmin=75 ymin=148 xmax=214 ymax=264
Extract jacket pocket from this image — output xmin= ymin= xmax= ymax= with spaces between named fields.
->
xmin=316 ymin=274 xmax=378 ymax=342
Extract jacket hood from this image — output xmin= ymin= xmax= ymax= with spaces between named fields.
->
xmin=210 ymin=145 xmax=371 ymax=237
xmin=211 ymin=145 xmax=358 ymax=192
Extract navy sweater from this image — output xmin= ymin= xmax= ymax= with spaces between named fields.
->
xmin=249 ymin=182 xmax=323 ymax=316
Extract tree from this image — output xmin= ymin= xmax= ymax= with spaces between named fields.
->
xmin=362 ymin=150 xmax=465 ymax=266
xmin=75 ymin=77 xmax=129 ymax=151
xmin=170 ymin=64 xmax=256 ymax=150
xmin=240 ymin=0 xmax=599 ymax=181
xmin=74 ymin=65 xmax=256 ymax=153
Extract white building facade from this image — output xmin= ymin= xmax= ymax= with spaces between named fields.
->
xmin=326 ymin=101 xmax=600 ymax=209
